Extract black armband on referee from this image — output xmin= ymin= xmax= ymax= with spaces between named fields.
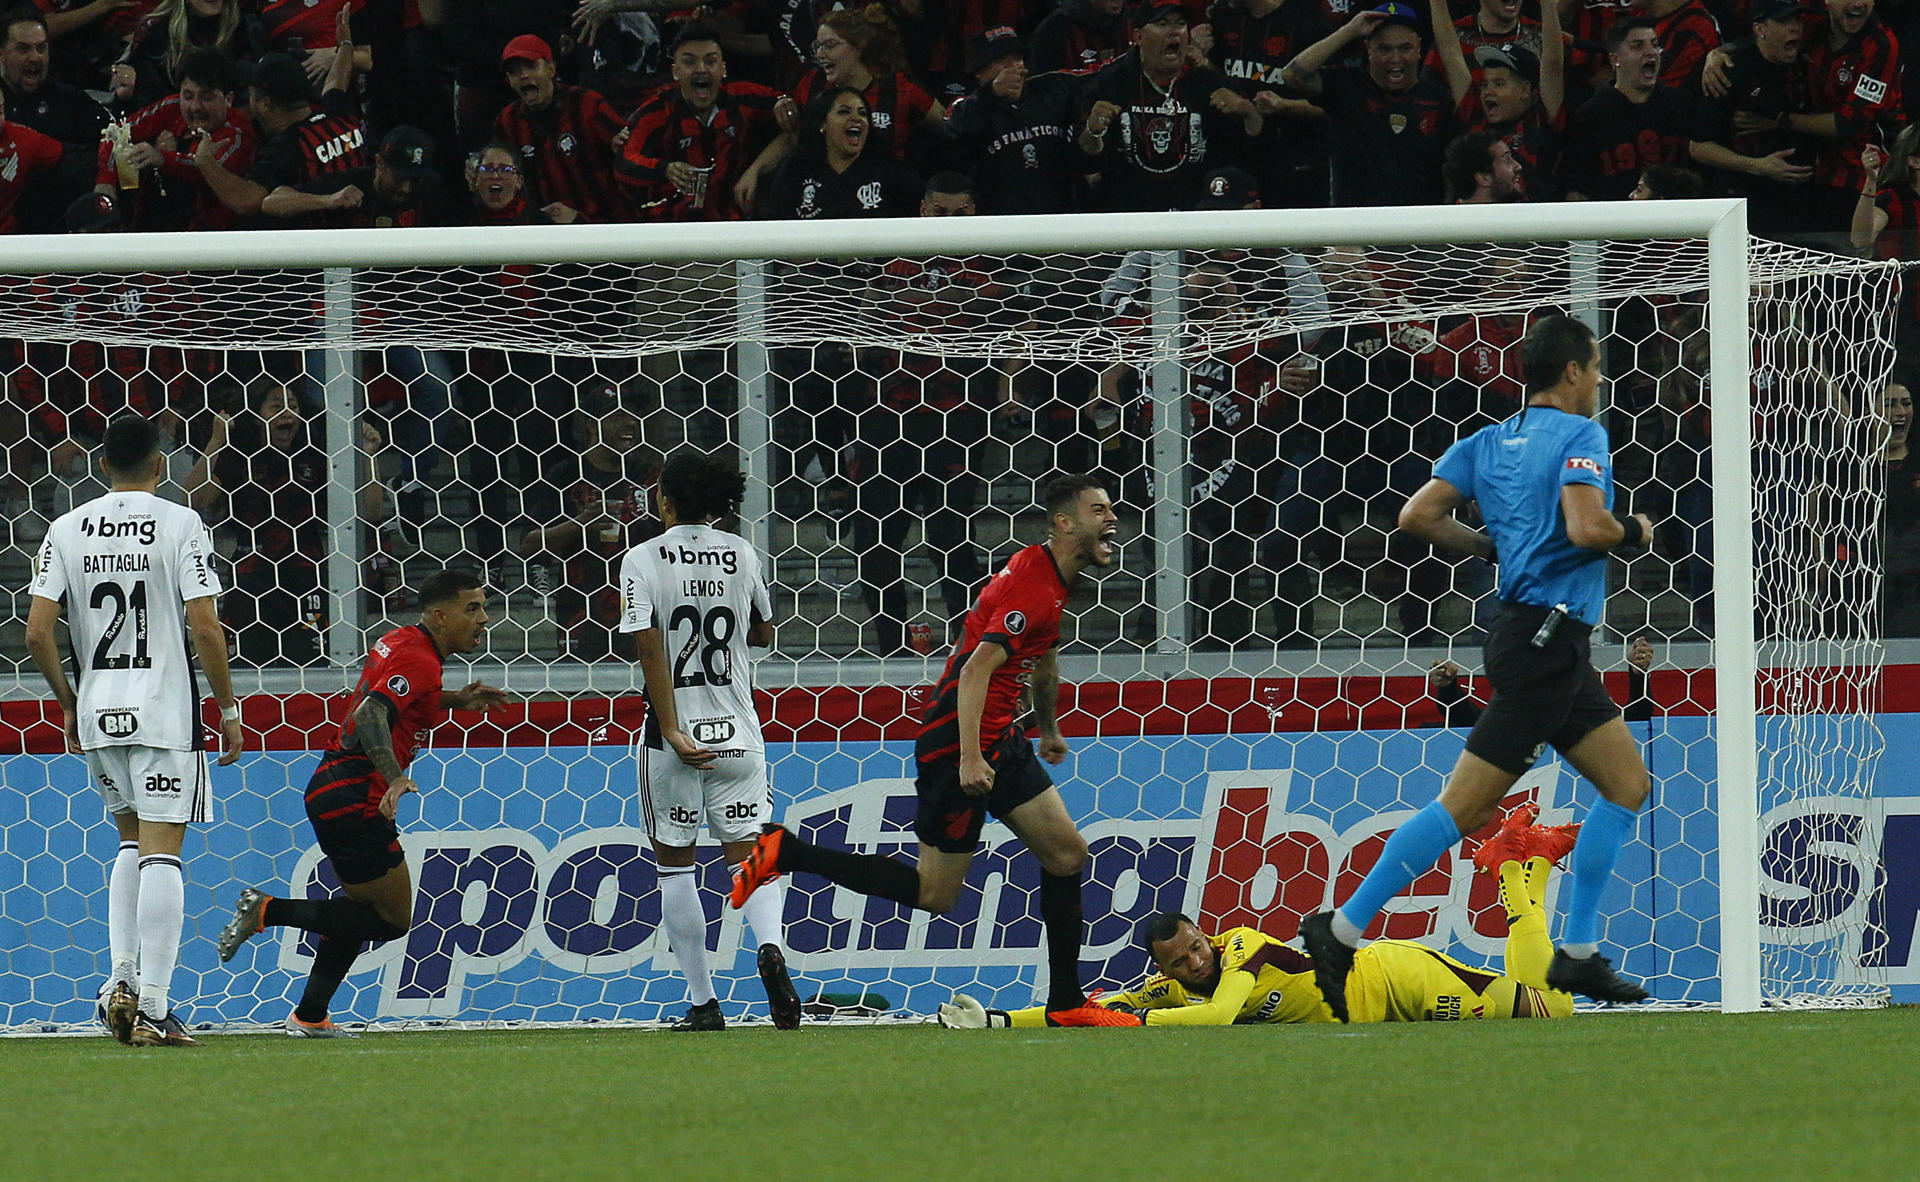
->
xmin=1612 ymin=513 xmax=1645 ymax=549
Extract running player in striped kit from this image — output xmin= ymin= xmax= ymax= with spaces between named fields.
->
xmin=25 ymin=415 xmax=244 ymax=1048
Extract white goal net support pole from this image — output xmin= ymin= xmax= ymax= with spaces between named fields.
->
xmin=0 ymin=200 xmax=1900 ymax=1029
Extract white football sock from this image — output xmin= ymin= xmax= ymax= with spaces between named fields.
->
xmin=136 ymin=854 xmax=184 ymax=1019
xmin=658 ymin=866 xmax=715 ymax=1006
xmin=109 ymin=841 xmax=139 ymax=987
xmin=733 ymin=862 xmax=786 ymax=955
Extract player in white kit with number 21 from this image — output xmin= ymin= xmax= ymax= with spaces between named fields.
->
xmin=618 ymin=451 xmax=799 ymax=1031
xmin=24 ymin=415 xmax=244 ymax=1048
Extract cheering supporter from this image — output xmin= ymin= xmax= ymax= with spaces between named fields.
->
xmin=1628 ymin=0 xmax=1722 ymax=91
xmin=93 ymin=49 xmax=254 ymax=231
xmin=1427 ymin=0 xmax=1564 ymax=197
xmin=616 ymin=24 xmax=787 ymax=221
xmin=1687 ymin=0 xmax=1815 ymax=240
xmin=1797 ymin=0 xmax=1902 ymax=249
xmin=115 ymin=0 xmax=248 ymax=112
xmin=1 ymin=7 xmax=107 ymax=232
xmin=1421 ymin=0 xmax=1560 ymax=122
xmin=1881 ymin=376 xmax=1920 ymax=636
xmin=1077 ymin=2 xmax=1262 ymax=211
xmin=1854 ymin=132 xmax=1920 ymax=350
xmin=1443 ymin=128 xmax=1525 ymax=201
xmin=758 ymin=85 xmax=920 ymax=219
xmin=0 ymin=81 xmax=62 ymax=232
xmin=1283 ymin=2 xmax=1452 ymax=206
xmin=1207 ymin=0 xmax=1333 ymax=208
xmin=194 ymin=47 xmax=364 ymax=223
xmin=940 ymin=26 xmax=1083 ymax=214
xmin=915 ymin=0 xmax=1029 ymax=102
xmin=36 ymin=0 xmax=154 ymax=89
xmin=1027 ymin=0 xmax=1129 ymax=73
xmin=1562 ymin=15 xmax=1697 ymax=201
xmin=262 ymin=122 xmax=447 ymax=226
xmin=441 ymin=1 xmax=571 ymax=151
xmin=492 ymin=33 xmax=631 ymax=223
xmin=793 ymin=6 xmax=944 ymax=161
xmin=255 ymin=0 xmax=369 ymax=83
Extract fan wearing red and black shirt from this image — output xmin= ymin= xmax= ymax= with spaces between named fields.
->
xmin=1428 ymin=0 xmax=1564 ymax=198
xmin=1630 ymin=0 xmax=1723 ymax=90
xmin=1209 ymin=0 xmax=1335 ymax=208
xmin=212 ymin=569 xmax=509 ymax=1037
xmin=732 ymin=476 xmax=1123 ymax=1023
xmin=494 ymin=34 xmax=629 ymax=224
xmin=263 ymin=122 xmax=445 ymax=227
xmin=0 ymin=85 xmax=62 ymax=233
xmin=1563 ymin=15 xmax=1697 ymax=200
xmin=1799 ymin=0 xmax=1902 ymax=241
xmin=617 ymin=25 xmax=787 ymax=221
xmin=92 ymin=49 xmax=253 ymax=230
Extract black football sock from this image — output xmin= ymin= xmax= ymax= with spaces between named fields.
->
xmin=265 ymin=897 xmax=407 ymax=943
xmin=1040 ymin=869 xmax=1087 ymax=1011
xmin=294 ymin=936 xmax=361 ymax=1024
xmin=778 ymin=835 xmax=922 ymax=910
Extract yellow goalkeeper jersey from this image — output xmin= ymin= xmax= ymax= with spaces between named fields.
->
xmin=1106 ymin=926 xmax=1336 ymax=1026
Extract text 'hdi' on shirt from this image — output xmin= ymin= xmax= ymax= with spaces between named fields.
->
xmin=1433 ymin=404 xmax=1613 ymax=626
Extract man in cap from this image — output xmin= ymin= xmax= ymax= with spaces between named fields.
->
xmin=264 ymin=123 xmax=445 ymax=227
xmin=493 ymin=32 xmax=630 ymax=223
xmin=1427 ymin=0 xmax=1565 ymax=198
xmin=942 ymin=25 xmax=1083 ymax=214
xmin=1281 ymin=2 xmax=1453 ymax=205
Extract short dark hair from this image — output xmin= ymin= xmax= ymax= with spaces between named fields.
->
xmin=924 ymin=170 xmax=973 ymax=198
xmin=1042 ymin=473 xmax=1106 ymax=517
xmin=669 ymin=21 xmax=722 ymax=55
xmin=1442 ymin=130 xmax=1500 ymax=203
xmin=658 ymin=450 xmax=746 ymax=524
xmin=1604 ymin=14 xmax=1658 ymax=53
xmin=1137 ymin=911 xmax=1193 ymax=952
xmin=1 ymin=6 xmax=46 ymax=42
xmin=1638 ymin=163 xmax=1704 ymax=199
xmin=1522 ymin=314 xmax=1598 ymax=394
xmin=417 ymin=568 xmax=484 ymax=612
xmin=101 ymin=415 xmax=162 ymax=476
xmin=176 ymin=48 xmax=235 ymax=94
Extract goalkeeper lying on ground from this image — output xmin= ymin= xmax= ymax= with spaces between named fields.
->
xmin=940 ymin=805 xmax=1578 ymax=1028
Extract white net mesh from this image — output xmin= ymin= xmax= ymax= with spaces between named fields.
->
xmin=0 ymin=213 xmax=1902 ymax=1030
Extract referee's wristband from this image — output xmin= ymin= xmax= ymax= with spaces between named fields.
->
xmin=1612 ymin=513 xmax=1645 ymax=549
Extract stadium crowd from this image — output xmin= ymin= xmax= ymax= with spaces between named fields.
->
xmin=3 ymin=0 xmax=1917 ymax=655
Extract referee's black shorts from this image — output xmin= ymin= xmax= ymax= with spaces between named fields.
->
xmin=914 ymin=730 xmax=1055 ymax=854
xmin=1464 ymin=602 xmax=1622 ymax=776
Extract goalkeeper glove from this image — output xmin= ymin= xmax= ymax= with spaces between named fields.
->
xmin=936 ymin=993 xmax=1011 ymax=1029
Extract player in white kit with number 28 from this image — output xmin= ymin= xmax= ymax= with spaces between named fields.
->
xmin=617 ymin=451 xmax=800 ymax=1031
xmin=24 ymin=416 xmax=244 ymax=1048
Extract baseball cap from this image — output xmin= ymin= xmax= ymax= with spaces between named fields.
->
xmin=1750 ymin=0 xmax=1804 ymax=21
xmin=65 ymin=191 xmax=121 ymax=233
xmin=1368 ymin=1 xmax=1424 ymax=33
xmin=1128 ymin=2 xmax=1187 ymax=27
xmin=1196 ymin=166 xmax=1259 ymax=210
xmin=501 ymin=33 xmax=553 ymax=65
xmin=237 ymin=53 xmax=309 ymax=104
xmin=967 ymin=26 xmax=1023 ymax=73
xmin=378 ymin=125 xmax=439 ymax=180
xmin=1473 ymin=43 xmax=1540 ymax=83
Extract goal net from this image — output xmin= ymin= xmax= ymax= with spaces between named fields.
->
xmin=0 ymin=203 xmax=1904 ymax=1031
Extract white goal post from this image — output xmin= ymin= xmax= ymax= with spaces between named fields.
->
xmin=0 ymin=199 xmax=1900 ymax=1028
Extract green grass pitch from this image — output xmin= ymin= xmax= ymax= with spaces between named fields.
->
xmin=8 ymin=1009 xmax=1916 ymax=1181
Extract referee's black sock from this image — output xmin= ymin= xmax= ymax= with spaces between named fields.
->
xmin=1040 ymin=869 xmax=1087 ymax=1012
xmin=265 ymin=897 xmax=407 ymax=943
xmin=294 ymin=936 xmax=361 ymax=1024
xmin=778 ymin=835 xmax=922 ymax=910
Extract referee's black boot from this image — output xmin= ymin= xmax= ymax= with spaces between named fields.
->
xmin=1547 ymin=949 xmax=1650 ymax=1004
xmin=1298 ymin=911 xmax=1354 ymax=1023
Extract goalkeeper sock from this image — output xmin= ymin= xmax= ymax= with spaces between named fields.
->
xmin=733 ymin=861 xmax=786 ymax=954
xmin=108 ymin=841 xmax=139 ymax=987
xmin=1040 ymin=869 xmax=1087 ymax=1012
xmin=1499 ymin=860 xmax=1551 ymax=989
xmin=265 ymin=896 xmax=408 ymax=943
xmin=295 ymin=936 xmax=362 ymax=1024
xmin=1524 ymin=855 xmax=1549 ymax=912
xmin=658 ymin=865 xmax=716 ymax=1006
xmin=1336 ymin=799 xmax=1463 ymax=934
xmin=135 ymin=854 xmax=183 ymax=1019
xmin=778 ymin=835 xmax=922 ymax=910
xmin=1561 ymin=797 xmax=1639 ymax=949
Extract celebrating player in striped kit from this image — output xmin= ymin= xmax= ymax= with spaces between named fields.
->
xmin=25 ymin=415 xmax=244 ymax=1048
xmin=618 ymin=452 xmax=798 ymax=1030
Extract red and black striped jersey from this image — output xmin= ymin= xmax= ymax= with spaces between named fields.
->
xmin=93 ymin=95 xmax=256 ymax=230
xmin=1651 ymin=1 xmax=1722 ymax=91
xmin=616 ymin=81 xmax=783 ymax=221
xmin=494 ymin=83 xmax=631 ymax=223
xmin=915 ymin=543 xmax=1068 ymax=764
xmin=333 ymin=623 xmax=447 ymax=773
xmin=34 ymin=0 xmax=155 ymax=45
xmin=246 ymin=89 xmax=369 ymax=207
xmin=793 ymin=69 xmax=936 ymax=159
xmin=1805 ymin=14 xmax=1901 ymax=193
xmin=258 ymin=0 xmax=363 ymax=52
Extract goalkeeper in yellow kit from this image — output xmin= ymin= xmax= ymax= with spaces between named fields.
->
xmin=939 ymin=806 xmax=1577 ymax=1027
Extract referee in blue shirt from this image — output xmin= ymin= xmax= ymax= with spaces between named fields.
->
xmin=1301 ymin=314 xmax=1655 ymax=1018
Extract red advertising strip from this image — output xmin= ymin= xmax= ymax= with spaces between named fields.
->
xmin=3 ymin=665 xmax=1913 ymax=755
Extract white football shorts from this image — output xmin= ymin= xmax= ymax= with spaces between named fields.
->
xmin=87 ymin=744 xmax=213 ymax=824
xmin=640 ymin=745 xmax=770 ymax=846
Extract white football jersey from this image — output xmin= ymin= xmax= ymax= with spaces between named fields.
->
xmin=618 ymin=523 xmax=772 ymax=753
xmin=28 ymin=490 xmax=223 ymax=752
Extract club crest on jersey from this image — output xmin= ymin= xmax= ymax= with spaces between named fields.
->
xmin=1389 ymin=114 xmax=1408 ymax=134
xmin=1004 ymin=610 xmax=1027 ymax=635
xmin=387 ymin=675 xmax=411 ymax=698
xmin=1565 ymin=456 xmax=1601 ymax=474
